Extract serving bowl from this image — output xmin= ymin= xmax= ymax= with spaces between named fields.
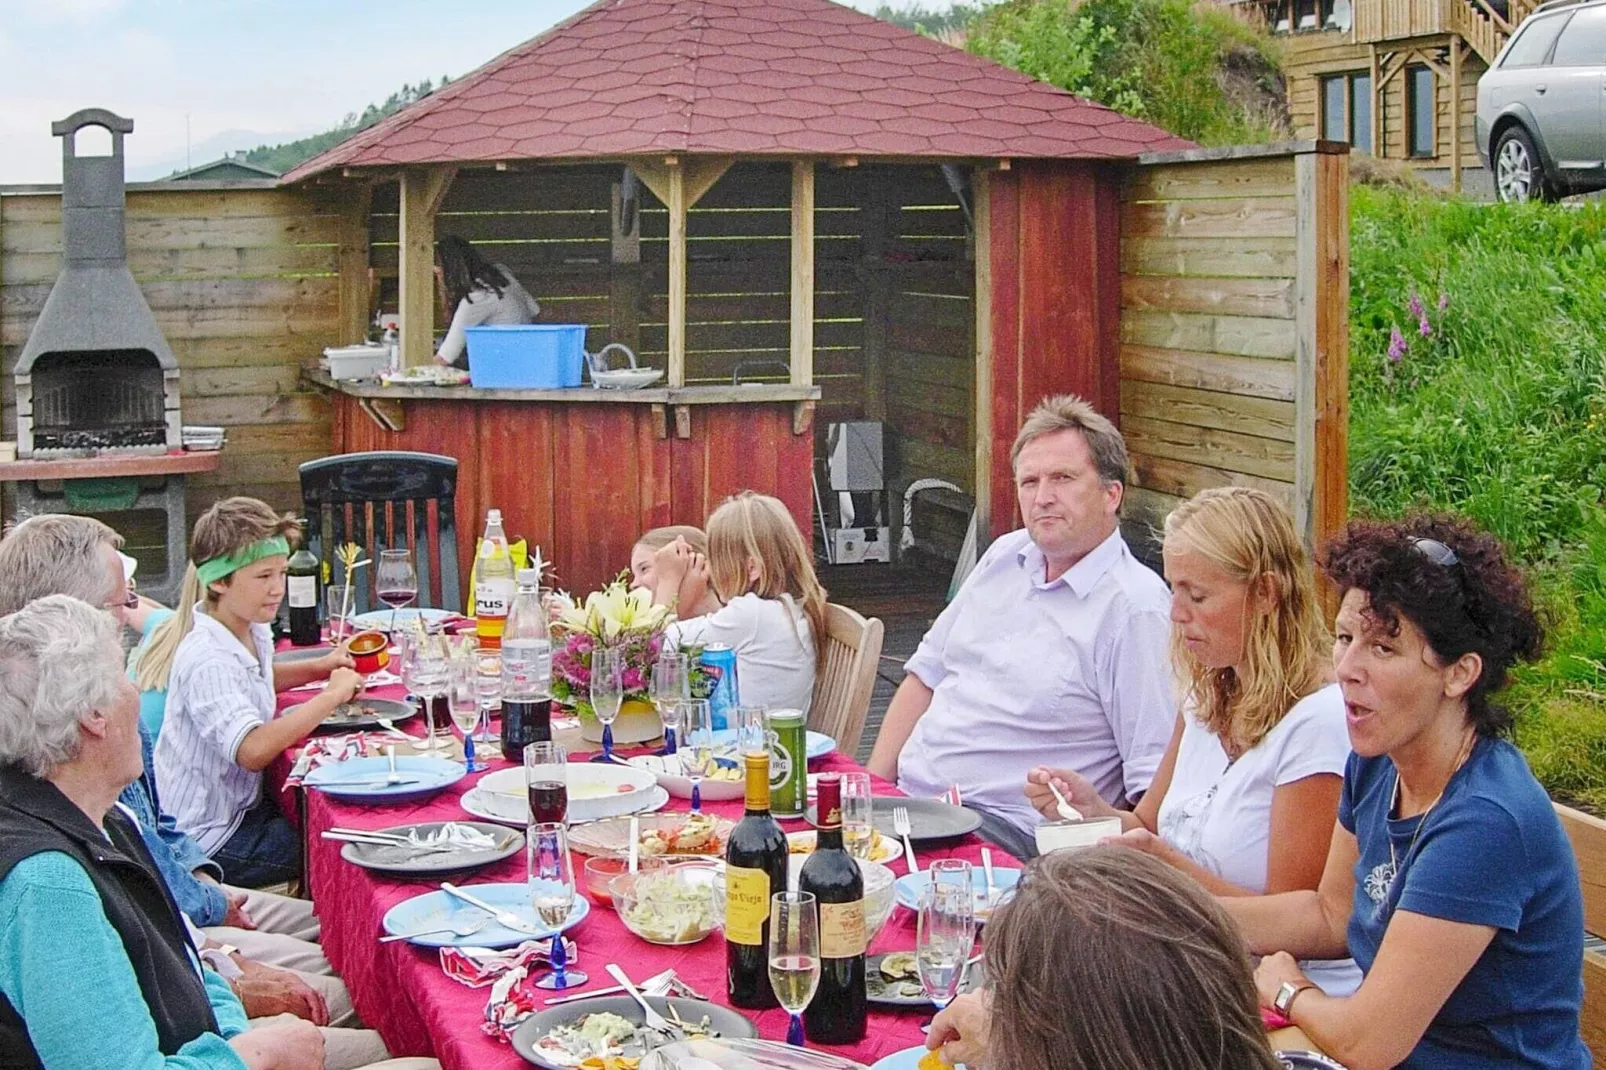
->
xmin=609 ymin=860 xmax=723 ymax=945
xmin=476 ymin=763 xmax=659 ymax=824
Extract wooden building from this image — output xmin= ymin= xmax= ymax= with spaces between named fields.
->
xmin=1240 ymin=0 xmax=1532 ymax=189
xmin=1 ymin=0 xmax=1351 ymax=599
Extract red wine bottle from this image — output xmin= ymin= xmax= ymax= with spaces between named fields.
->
xmin=286 ymin=547 xmax=321 ymax=647
xmin=724 ymin=750 xmax=787 ymax=1009
xmin=800 ymin=774 xmax=867 ymax=1042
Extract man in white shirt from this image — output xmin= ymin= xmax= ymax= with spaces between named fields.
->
xmin=867 ymin=394 xmax=1175 ymax=859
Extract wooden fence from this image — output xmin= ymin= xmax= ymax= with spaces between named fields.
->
xmin=0 ymin=182 xmax=344 ymax=524
xmin=1117 ymin=142 xmax=1348 ymax=555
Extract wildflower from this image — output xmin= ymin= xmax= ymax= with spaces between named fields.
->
xmin=1388 ymin=327 xmax=1407 ymax=362
xmin=1438 ymin=292 xmax=1449 ymax=312
xmin=1408 ymin=292 xmax=1425 ymax=320
xmin=1419 ymin=315 xmax=1432 ymax=338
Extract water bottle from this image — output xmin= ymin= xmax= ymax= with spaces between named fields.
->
xmin=501 ymin=566 xmax=552 ymax=761
xmin=475 ymin=509 xmax=515 ymax=651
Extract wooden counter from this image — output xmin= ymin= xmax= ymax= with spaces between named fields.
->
xmin=305 ymin=370 xmax=821 ymax=595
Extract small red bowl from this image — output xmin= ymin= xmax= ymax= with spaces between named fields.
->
xmin=344 ymin=630 xmax=391 ymax=675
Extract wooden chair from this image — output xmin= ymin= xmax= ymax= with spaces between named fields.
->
xmin=1557 ymin=803 xmax=1606 ymax=1060
xmin=298 ymin=451 xmax=461 ymax=615
xmin=808 ymin=602 xmax=885 ymax=760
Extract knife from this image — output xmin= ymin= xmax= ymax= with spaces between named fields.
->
xmin=439 ymin=882 xmax=546 ymax=936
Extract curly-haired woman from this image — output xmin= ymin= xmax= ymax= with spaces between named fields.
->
xmin=1224 ymin=514 xmax=1589 ymax=1069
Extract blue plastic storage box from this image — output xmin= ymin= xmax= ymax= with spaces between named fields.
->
xmin=464 ymin=324 xmax=586 ymax=389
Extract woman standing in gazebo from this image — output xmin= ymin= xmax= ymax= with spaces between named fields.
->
xmin=432 ymin=235 xmax=541 ymax=369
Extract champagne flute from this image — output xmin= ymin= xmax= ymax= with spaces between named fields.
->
xmin=529 ymin=821 xmax=587 ymax=989
xmin=768 ymin=890 xmax=820 ymax=1047
xmin=472 ymin=653 xmax=502 ymax=770
xmin=650 ymin=653 xmax=689 ymax=755
xmin=374 ymin=548 xmax=418 ymax=636
xmin=841 ymin=772 xmax=874 ymax=860
xmin=589 ymin=646 xmax=624 ymax=764
xmin=524 ymin=741 xmax=569 ymax=826
xmin=447 ymin=654 xmax=482 ymax=772
xmin=917 ymin=877 xmax=976 ymax=1023
xmin=407 ymin=632 xmax=450 ymax=755
xmin=679 ymin=698 xmax=713 ymax=814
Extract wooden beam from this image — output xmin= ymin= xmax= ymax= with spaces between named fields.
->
xmin=1370 ymin=45 xmax=1383 ymax=158
xmin=337 ymin=183 xmax=373 ymax=345
xmin=684 ymin=157 xmax=734 ymax=207
xmin=790 ymin=159 xmax=815 ymax=388
xmin=610 ymin=181 xmax=642 ymax=353
xmin=1293 ymin=150 xmax=1350 ymax=585
xmin=859 ymin=175 xmax=892 ymax=422
xmin=1450 ymin=40 xmax=1463 ymax=192
xmin=667 ymin=166 xmax=687 ymax=387
xmin=397 ymin=165 xmax=455 ymax=369
xmin=972 ymin=168 xmax=995 ymax=545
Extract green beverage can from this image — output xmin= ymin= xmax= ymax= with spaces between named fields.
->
xmin=767 ymin=708 xmax=808 ymax=819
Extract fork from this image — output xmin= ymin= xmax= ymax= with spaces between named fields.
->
xmin=606 ymin=962 xmax=683 ymax=1043
xmin=893 ymin=806 xmax=918 ymax=874
xmin=379 ymin=917 xmax=487 ymax=943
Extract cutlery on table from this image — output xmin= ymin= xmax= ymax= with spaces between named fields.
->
xmin=329 ymin=778 xmax=424 ymax=788
xmin=379 ymin=917 xmax=487 ymax=943
xmin=374 ymin=717 xmax=414 ymax=742
xmin=893 ymin=806 xmax=918 ymax=874
xmin=1045 ymin=778 xmax=1083 ymax=822
xmin=606 ymin=962 xmax=683 ymax=1043
xmin=320 ymin=831 xmax=456 ymax=853
xmin=629 ymin=816 xmax=640 ymax=875
xmin=384 ymin=745 xmax=406 ymax=786
xmin=541 ymin=968 xmax=681 ymax=1006
xmin=980 ymin=847 xmax=998 ymax=910
xmin=439 ymin=882 xmax=546 ymax=936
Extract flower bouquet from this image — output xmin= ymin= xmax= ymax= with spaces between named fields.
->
xmin=550 ymin=573 xmax=677 ymax=744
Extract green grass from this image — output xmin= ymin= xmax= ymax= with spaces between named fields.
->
xmin=1348 ymin=187 xmax=1606 ymax=810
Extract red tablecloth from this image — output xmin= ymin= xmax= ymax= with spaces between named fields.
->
xmin=270 ymin=684 xmax=1011 ymax=1069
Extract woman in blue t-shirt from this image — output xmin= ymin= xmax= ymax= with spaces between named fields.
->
xmin=1224 ymin=514 xmax=1590 ymax=1069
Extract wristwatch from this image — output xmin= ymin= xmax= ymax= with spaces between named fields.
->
xmin=1274 ymin=980 xmax=1317 ymax=1016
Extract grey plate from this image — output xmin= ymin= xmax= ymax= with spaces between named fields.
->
xmin=866 ymin=952 xmax=986 ymax=1007
xmin=301 ymin=697 xmax=417 ymax=732
xmin=511 ymin=995 xmax=756 ymax=1069
xmin=274 ymin=646 xmax=332 ymax=665
xmin=807 ymin=797 xmax=983 ymax=843
xmin=338 ymin=820 xmax=524 ymax=876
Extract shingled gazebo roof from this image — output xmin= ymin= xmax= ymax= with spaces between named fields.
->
xmin=283 ymin=0 xmax=1190 ymax=183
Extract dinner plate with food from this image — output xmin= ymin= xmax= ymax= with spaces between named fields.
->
xmin=871 ymin=1046 xmax=969 ymax=1070
xmin=785 ymin=827 xmax=899 ymax=865
xmin=381 ymin=879 xmax=589 ymax=949
xmin=568 ymin=811 xmax=734 ymax=860
xmin=865 ymin=951 xmax=986 ymax=1008
xmin=894 ymin=866 xmax=1021 ymax=921
xmin=473 ymin=764 xmax=665 ymax=824
xmin=303 ymin=696 xmax=417 ymax=732
xmin=348 ymin=607 xmax=460 ymax=632
xmin=626 ymin=753 xmax=745 ymax=802
xmin=510 ymin=995 xmax=755 ymax=1069
xmin=336 ymin=820 xmax=524 ymax=876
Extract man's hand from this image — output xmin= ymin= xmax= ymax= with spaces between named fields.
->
xmin=228 ymin=1018 xmax=325 ymax=1070
xmin=229 ymin=959 xmax=330 ymax=1026
xmin=223 ymin=887 xmax=257 ymax=930
xmin=927 ymin=989 xmax=991 ymax=1068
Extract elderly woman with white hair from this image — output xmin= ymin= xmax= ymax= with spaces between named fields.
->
xmin=0 ymin=594 xmax=322 ymax=1070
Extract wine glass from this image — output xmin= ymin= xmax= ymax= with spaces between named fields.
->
xmin=650 ymin=653 xmax=689 ymax=755
xmin=374 ymin=548 xmax=418 ymax=636
xmin=474 ymin=652 xmax=502 ymax=756
xmin=589 ymin=646 xmax=624 ymax=764
xmin=917 ymin=871 xmax=976 ymax=1022
xmin=524 ymin=742 xmax=569 ymax=826
xmin=768 ymin=890 xmax=820 ymax=1047
xmin=406 ymin=632 xmax=450 ymax=754
xmin=529 ymin=821 xmax=587 ymax=989
xmin=679 ymin=698 xmax=713 ymax=814
xmin=841 ymin=772 xmax=874 ymax=860
xmin=447 ymin=654 xmax=483 ymax=771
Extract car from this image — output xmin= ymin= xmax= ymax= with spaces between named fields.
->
xmin=1476 ymin=0 xmax=1606 ymax=202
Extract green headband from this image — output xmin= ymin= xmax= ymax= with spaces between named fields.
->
xmin=196 ymin=536 xmax=291 ymax=586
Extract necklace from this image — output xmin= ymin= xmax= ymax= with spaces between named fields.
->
xmin=1386 ymin=727 xmax=1478 ymax=899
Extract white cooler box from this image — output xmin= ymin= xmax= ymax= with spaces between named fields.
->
xmin=322 ymin=344 xmax=392 ymax=381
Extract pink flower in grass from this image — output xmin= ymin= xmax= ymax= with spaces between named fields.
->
xmin=1408 ymin=292 xmax=1425 ymax=320
xmin=1438 ymin=292 xmax=1449 ymax=312
xmin=1388 ymin=327 xmax=1408 ymax=362
xmin=1419 ymin=315 xmax=1433 ymax=338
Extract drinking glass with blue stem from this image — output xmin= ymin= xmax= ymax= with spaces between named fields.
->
xmin=529 ymin=821 xmax=586 ymax=989
xmin=679 ymin=698 xmax=713 ymax=813
xmin=650 ymin=653 xmax=689 ymax=756
xmin=588 ymin=646 xmax=623 ymax=764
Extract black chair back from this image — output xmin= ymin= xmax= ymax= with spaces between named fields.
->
xmin=298 ymin=451 xmax=461 ymax=615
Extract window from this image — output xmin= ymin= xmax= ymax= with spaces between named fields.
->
xmin=1551 ymin=6 xmax=1606 ymax=65
xmin=1326 ymin=0 xmax=1353 ymax=31
xmin=1408 ymin=66 xmax=1435 ymax=158
xmin=1501 ymin=12 xmax=1570 ymax=67
xmin=1296 ymin=0 xmax=1319 ymax=29
xmin=1321 ymin=72 xmax=1374 ymax=153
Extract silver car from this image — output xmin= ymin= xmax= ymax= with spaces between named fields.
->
xmin=1477 ymin=0 xmax=1606 ymax=202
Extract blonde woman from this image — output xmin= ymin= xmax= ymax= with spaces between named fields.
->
xmin=145 ymin=498 xmax=360 ymax=888
xmin=1024 ymin=486 xmax=1360 ymax=994
xmin=629 ymin=525 xmax=721 ymax=618
xmin=650 ymin=493 xmax=827 ymax=714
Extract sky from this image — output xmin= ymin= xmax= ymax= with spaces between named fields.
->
xmin=0 ymin=0 xmax=947 ymax=185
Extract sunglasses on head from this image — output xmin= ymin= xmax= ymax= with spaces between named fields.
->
xmin=1411 ymin=537 xmax=1460 ymax=568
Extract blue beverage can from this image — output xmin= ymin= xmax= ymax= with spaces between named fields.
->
xmin=700 ymin=643 xmax=740 ymax=731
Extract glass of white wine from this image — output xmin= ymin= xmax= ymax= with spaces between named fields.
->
xmin=840 ymin=772 xmax=874 ymax=860
xmin=767 ymin=890 xmax=820 ymax=1047
xmin=529 ymin=821 xmax=586 ymax=990
xmin=589 ymin=646 xmax=624 ymax=764
xmin=679 ymin=698 xmax=714 ymax=814
xmin=917 ymin=879 xmax=975 ymax=1022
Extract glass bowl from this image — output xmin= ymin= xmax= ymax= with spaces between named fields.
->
xmin=609 ymin=860 xmax=723 ymax=945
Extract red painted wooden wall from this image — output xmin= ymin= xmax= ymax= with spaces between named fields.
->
xmin=984 ymin=160 xmax=1124 ymax=540
xmin=331 ymin=395 xmax=813 ymax=598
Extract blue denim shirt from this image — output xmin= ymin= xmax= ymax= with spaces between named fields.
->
xmin=117 ymin=721 xmax=228 ymax=928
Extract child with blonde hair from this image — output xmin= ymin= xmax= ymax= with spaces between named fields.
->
xmin=630 ymin=525 xmax=721 ymax=618
xmin=146 ymin=497 xmax=359 ymax=887
xmin=650 ymin=493 xmax=827 ymax=714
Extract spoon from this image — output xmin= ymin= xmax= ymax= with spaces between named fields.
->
xmin=379 ymin=917 xmax=487 ymax=943
xmin=374 ymin=716 xmax=414 ymax=742
xmin=1045 ymin=777 xmax=1083 ymax=822
xmin=384 ymin=745 xmax=405 ymax=787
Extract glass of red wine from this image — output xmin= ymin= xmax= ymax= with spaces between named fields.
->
xmin=524 ymin=741 xmax=568 ymax=826
xmin=375 ymin=548 xmax=418 ymax=636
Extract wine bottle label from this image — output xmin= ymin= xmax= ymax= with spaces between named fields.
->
xmin=475 ymin=579 xmax=512 ymax=616
xmin=287 ymin=575 xmax=317 ymax=608
xmin=818 ymin=900 xmax=866 ymax=958
xmin=724 ymin=865 xmax=771 ymax=946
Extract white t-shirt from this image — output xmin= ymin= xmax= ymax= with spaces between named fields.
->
xmin=153 ymin=609 xmax=278 ymax=855
xmin=669 ymin=593 xmax=815 ymax=714
xmin=436 ymin=265 xmax=541 ymax=366
xmin=1157 ymin=682 xmax=1361 ymax=995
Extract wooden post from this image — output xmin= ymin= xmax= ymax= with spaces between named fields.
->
xmin=790 ymin=159 xmax=815 ymax=388
xmin=337 ymin=183 xmax=373 ymax=345
xmin=1450 ymin=39 xmax=1463 ymax=192
xmin=859 ymin=177 xmax=891 ymax=422
xmin=610 ymin=182 xmax=642 ymax=353
xmin=1369 ymin=45 xmax=1383 ymax=157
xmin=667 ymin=165 xmax=687 ymax=388
xmin=397 ymin=166 xmax=455 ymax=369
xmin=1294 ymin=148 xmax=1350 ymax=587
xmin=972 ymin=169 xmax=994 ymax=546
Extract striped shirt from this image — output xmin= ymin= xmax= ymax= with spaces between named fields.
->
xmin=153 ymin=608 xmax=277 ymax=855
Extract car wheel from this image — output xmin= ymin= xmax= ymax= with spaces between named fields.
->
xmin=1494 ymin=127 xmax=1554 ymax=203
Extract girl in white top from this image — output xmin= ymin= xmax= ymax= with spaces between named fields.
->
xmin=1025 ymin=486 xmax=1361 ymax=995
xmin=650 ymin=492 xmax=826 ymax=714
xmin=432 ymin=234 xmax=541 ymax=369
xmin=144 ymin=497 xmax=359 ymax=887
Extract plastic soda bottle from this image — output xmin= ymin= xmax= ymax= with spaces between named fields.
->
xmin=474 ymin=509 xmax=515 ymax=650
xmin=500 ymin=567 xmax=553 ymax=760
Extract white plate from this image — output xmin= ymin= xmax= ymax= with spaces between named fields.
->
xmin=460 ymin=784 xmax=670 ymax=828
xmin=786 ymin=828 xmax=900 ymax=865
xmin=626 ymin=753 xmax=746 ymax=802
xmin=349 ymin=607 xmax=456 ymax=631
xmin=475 ymin=763 xmax=659 ymax=823
xmin=591 ymin=367 xmax=663 ymax=389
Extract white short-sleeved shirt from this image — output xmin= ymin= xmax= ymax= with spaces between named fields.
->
xmin=1158 ymin=682 xmax=1361 ymax=995
xmin=669 ymin=593 xmax=815 ymax=715
xmin=153 ymin=609 xmax=278 ymax=855
xmin=897 ymin=528 xmax=1176 ymax=838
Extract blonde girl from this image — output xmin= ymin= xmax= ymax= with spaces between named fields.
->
xmin=146 ymin=497 xmax=358 ymax=887
xmin=630 ymin=525 xmax=721 ymax=618
xmin=1024 ymin=486 xmax=1360 ymax=994
xmin=651 ymin=492 xmax=827 ymax=714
